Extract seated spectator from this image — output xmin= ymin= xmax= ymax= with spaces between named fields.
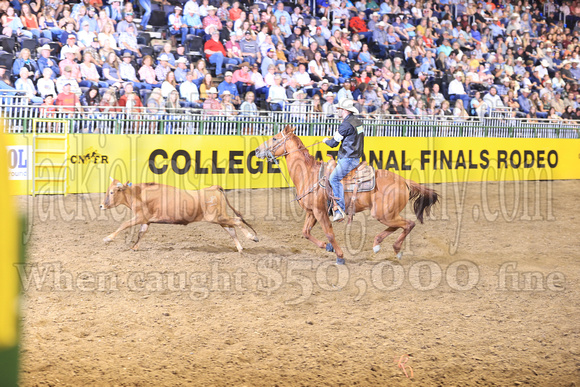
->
xmin=119 ymin=24 xmax=141 ymax=57
xmin=322 ymin=92 xmax=337 ymax=116
xmin=218 ymin=71 xmax=241 ymax=105
xmin=232 ymin=62 xmax=254 ymax=96
xmin=59 ymin=22 xmax=77 ymax=45
xmin=221 ymin=90 xmax=238 ymax=117
xmin=102 ymin=52 xmax=124 ymax=86
xmin=357 ymin=44 xmax=374 ymax=68
xmin=37 ymin=68 xmax=57 ymax=98
xmin=13 ymin=48 xmax=39 ymax=80
xmin=290 ymin=89 xmax=309 ymax=121
xmin=180 ymin=71 xmax=202 ymax=108
xmin=168 ymin=6 xmax=188 ymax=46
xmin=203 ymin=6 xmax=222 ymax=35
xmin=349 ymin=11 xmax=372 ymax=42
xmin=55 ymin=82 xmax=81 ymax=113
xmin=470 ymin=91 xmax=487 ymax=117
xmin=15 ymin=68 xmax=43 ymax=104
xmin=239 ymin=30 xmax=261 ymax=65
xmin=192 ymin=59 xmax=208 ymax=86
xmin=118 ymin=82 xmax=143 ymax=108
xmin=174 ymin=57 xmax=189 ymax=83
xmin=199 ymin=73 xmax=213 ymax=100
xmin=294 ymin=63 xmax=314 ymax=89
xmin=39 ymin=7 xmax=63 ymax=41
xmin=60 ymin=35 xmax=82 ymax=61
xmin=155 ymin=54 xmax=172 ymax=83
xmin=116 ymin=10 xmax=136 ymax=33
xmin=98 ymin=22 xmax=118 ymax=50
xmin=250 ymin=63 xmax=268 ymax=98
xmin=119 ymin=52 xmax=142 ymax=90
xmin=184 ymin=6 xmax=203 ymax=36
xmin=80 ymin=85 xmax=102 ymax=113
xmin=77 ymin=20 xmax=97 ymax=48
xmin=204 ymin=31 xmax=238 ymax=76
xmin=239 ymin=91 xmax=257 ymax=115
xmin=225 ymin=33 xmax=244 ymax=66
xmin=267 ymin=74 xmax=287 ymax=111
xmin=105 ymin=0 xmax=123 ymax=24
xmin=21 ymin=3 xmax=51 ymax=39
xmin=448 ymin=71 xmax=470 ymax=110
xmin=203 ymin=87 xmax=222 ymax=115
xmin=138 ymin=55 xmax=160 ymax=89
xmin=161 ymin=71 xmax=177 ymax=98
xmin=80 ymin=52 xmax=108 ymax=88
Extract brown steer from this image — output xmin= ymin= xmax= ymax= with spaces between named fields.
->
xmin=100 ymin=179 xmax=258 ymax=251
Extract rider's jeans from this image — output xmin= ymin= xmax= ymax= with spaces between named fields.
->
xmin=329 ymin=157 xmax=360 ymax=211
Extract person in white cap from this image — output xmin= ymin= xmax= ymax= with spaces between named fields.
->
xmin=323 ymin=98 xmax=364 ymax=222
xmin=174 ymin=57 xmax=189 ymax=83
xmin=322 ymin=92 xmax=337 ymax=117
xmin=202 ymin=87 xmax=222 ymax=115
xmin=37 ymin=45 xmax=60 ymax=79
xmin=202 ymin=5 xmax=222 ymax=33
xmin=168 ymin=6 xmax=188 ymax=46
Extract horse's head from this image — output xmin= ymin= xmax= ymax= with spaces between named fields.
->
xmin=255 ymin=125 xmax=295 ymax=161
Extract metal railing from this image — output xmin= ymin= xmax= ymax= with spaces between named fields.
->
xmin=2 ymin=104 xmax=579 ymax=138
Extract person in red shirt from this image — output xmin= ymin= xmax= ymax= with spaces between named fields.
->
xmin=118 ymin=82 xmax=143 ymax=107
xmin=349 ymin=12 xmax=372 ymax=42
xmin=229 ymin=1 xmax=242 ymax=21
xmin=204 ymin=31 xmax=238 ymax=76
xmin=55 ymin=83 xmax=80 ymax=113
xmin=232 ymin=62 xmax=254 ymax=96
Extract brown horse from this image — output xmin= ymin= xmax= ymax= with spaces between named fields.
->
xmin=255 ymin=126 xmax=439 ymax=264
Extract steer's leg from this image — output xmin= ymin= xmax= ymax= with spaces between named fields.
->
xmin=222 ymin=225 xmax=244 ymax=252
xmin=217 ymin=216 xmax=259 ymax=243
xmin=131 ymin=223 xmax=150 ymax=251
xmin=104 ymin=217 xmax=142 ymax=243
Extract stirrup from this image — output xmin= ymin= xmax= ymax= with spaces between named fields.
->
xmin=332 ymin=207 xmax=345 ymax=222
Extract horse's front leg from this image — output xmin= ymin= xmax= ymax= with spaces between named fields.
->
xmin=313 ymin=208 xmax=345 ymax=264
xmin=302 ymin=211 xmax=326 ymax=249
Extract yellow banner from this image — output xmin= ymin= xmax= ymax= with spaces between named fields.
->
xmin=4 ymin=134 xmax=580 ymax=194
xmin=0 ymin=132 xmax=19 ymax=347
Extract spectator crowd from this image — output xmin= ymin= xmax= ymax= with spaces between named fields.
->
xmin=3 ymin=0 xmax=580 ymax=126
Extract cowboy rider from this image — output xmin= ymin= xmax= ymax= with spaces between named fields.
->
xmin=323 ymin=98 xmax=365 ymax=222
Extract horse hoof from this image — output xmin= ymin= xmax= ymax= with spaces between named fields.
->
xmin=373 ymin=245 xmax=380 ymax=254
xmin=103 ymin=237 xmax=112 ymax=243
xmin=252 ymin=236 xmax=259 ymax=242
xmin=396 ymin=252 xmax=403 ymax=260
xmin=326 ymin=243 xmax=334 ymax=252
xmin=336 ymin=257 xmax=346 ymax=265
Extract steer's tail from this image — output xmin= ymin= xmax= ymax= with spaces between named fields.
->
xmin=216 ymin=186 xmax=257 ymax=235
xmin=407 ymin=180 xmax=439 ymax=224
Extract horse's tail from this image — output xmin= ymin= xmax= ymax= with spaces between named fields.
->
xmin=407 ymin=180 xmax=439 ymax=224
xmin=216 ymin=186 xmax=257 ymax=235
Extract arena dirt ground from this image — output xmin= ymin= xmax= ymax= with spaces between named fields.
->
xmin=17 ymin=179 xmax=580 ymax=386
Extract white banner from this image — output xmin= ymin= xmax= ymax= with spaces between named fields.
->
xmin=6 ymin=146 xmax=32 ymax=180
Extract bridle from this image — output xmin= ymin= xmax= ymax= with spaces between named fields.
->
xmin=261 ymin=130 xmax=325 ymax=201
xmin=263 ymin=130 xmax=291 ymax=163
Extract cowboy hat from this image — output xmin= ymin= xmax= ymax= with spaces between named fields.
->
xmin=208 ymin=87 xmax=218 ymax=94
xmin=158 ymin=54 xmax=170 ymax=61
xmin=335 ymin=98 xmax=359 ymax=114
xmin=293 ymin=90 xmax=306 ymax=99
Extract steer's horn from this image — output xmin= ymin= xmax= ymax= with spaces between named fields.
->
xmin=110 ymin=176 xmax=114 ymax=182
xmin=116 ymin=182 xmax=123 ymax=188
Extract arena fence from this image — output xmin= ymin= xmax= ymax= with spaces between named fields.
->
xmin=1 ymin=104 xmax=579 ymax=139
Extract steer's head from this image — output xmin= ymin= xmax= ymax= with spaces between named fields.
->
xmin=255 ymin=125 xmax=295 ymax=161
xmin=100 ymin=178 xmax=129 ymax=210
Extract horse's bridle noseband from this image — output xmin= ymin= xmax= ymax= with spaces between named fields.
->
xmin=264 ymin=131 xmax=290 ymax=163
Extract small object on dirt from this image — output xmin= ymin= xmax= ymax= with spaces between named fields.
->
xmin=306 ymin=321 xmax=313 ymax=325
xmin=532 ymin=369 xmax=538 ymax=376
xmin=162 ymin=312 xmax=170 ymax=316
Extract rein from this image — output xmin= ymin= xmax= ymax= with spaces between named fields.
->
xmin=263 ymin=132 xmax=325 ymax=202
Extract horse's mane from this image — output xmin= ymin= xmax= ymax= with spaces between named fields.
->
xmin=289 ymin=133 xmax=321 ymax=169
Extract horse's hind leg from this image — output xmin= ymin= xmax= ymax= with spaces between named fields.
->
xmin=373 ymin=216 xmax=415 ymax=259
xmin=302 ymin=211 xmax=326 ymax=249
xmin=372 ymin=226 xmax=397 ymax=254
